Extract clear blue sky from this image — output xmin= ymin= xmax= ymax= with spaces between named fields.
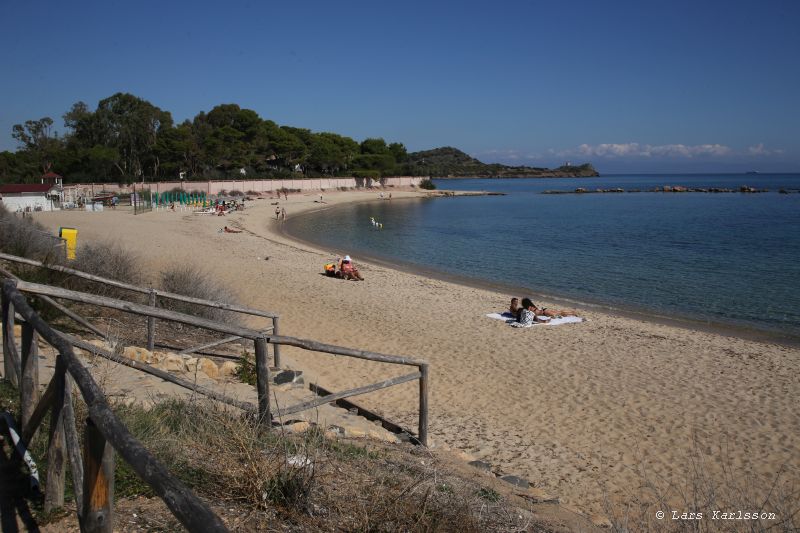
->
xmin=2 ymin=0 xmax=798 ymax=173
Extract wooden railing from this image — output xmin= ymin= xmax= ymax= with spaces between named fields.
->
xmin=1 ymin=270 xmax=430 ymax=529
xmin=0 ymin=252 xmax=282 ymax=365
xmin=7 ymin=279 xmax=430 ymax=445
xmin=1 ymin=279 xmax=228 ymax=532
xmin=0 ymin=253 xmax=430 ymax=445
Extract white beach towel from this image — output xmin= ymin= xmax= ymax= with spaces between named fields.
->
xmin=485 ymin=312 xmax=584 ymax=327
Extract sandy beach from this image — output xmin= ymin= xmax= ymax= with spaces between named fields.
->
xmin=33 ymin=189 xmax=799 ymax=516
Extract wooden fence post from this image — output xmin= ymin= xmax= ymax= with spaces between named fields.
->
xmin=418 ymin=364 xmax=429 ymax=447
xmin=63 ymin=375 xmax=85 ymax=514
xmin=254 ymin=336 xmax=271 ymax=425
xmin=20 ymin=321 xmax=39 ymax=430
xmin=146 ymin=289 xmax=156 ymax=352
xmin=271 ymin=316 xmax=281 ymax=368
xmin=82 ymin=417 xmax=114 ymax=533
xmin=44 ymin=359 xmax=67 ymax=512
xmin=2 ymin=287 xmax=20 ymax=387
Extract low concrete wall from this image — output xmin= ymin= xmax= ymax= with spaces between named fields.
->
xmin=69 ymin=176 xmax=423 ymax=196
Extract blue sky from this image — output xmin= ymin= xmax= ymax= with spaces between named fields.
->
xmin=1 ymin=0 xmax=798 ymax=173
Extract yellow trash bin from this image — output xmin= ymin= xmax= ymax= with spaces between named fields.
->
xmin=59 ymin=227 xmax=77 ymax=260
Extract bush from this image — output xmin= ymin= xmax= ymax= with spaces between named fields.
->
xmin=70 ymin=241 xmax=144 ymax=297
xmin=0 ymin=204 xmax=65 ymax=263
xmin=419 ymin=178 xmax=436 ymax=190
xmin=159 ymin=264 xmax=238 ymax=323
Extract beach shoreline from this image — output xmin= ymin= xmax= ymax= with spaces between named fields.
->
xmin=31 ymin=188 xmax=800 ymax=516
xmin=280 ymin=192 xmax=800 ymax=348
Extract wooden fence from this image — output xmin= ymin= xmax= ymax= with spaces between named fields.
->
xmin=0 ymin=251 xmax=281 ymax=364
xmin=1 ymin=279 xmax=228 ymax=532
xmin=0 ymin=253 xmax=430 ymax=529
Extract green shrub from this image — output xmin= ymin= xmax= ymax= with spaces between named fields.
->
xmin=419 ymin=178 xmax=436 ymax=190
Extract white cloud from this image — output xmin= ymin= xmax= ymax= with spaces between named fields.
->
xmin=747 ymin=143 xmax=784 ymax=156
xmin=572 ymin=143 xmax=732 ymax=158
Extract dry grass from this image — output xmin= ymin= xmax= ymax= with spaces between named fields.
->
xmin=159 ymin=264 xmax=239 ymax=324
xmin=108 ymin=398 xmax=537 ymax=532
xmin=602 ymin=436 xmax=799 ymax=533
xmin=0 ymin=204 xmax=65 ymax=263
xmin=69 ymin=241 xmax=144 ymax=299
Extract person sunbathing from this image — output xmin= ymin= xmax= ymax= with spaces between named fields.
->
xmin=516 ymin=297 xmax=577 ymax=319
xmin=509 ymin=297 xmax=521 ymax=316
xmin=339 ymin=255 xmax=364 ymax=281
xmin=516 ymin=298 xmax=544 ymax=326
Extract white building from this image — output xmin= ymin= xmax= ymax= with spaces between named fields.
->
xmin=0 ymin=183 xmax=59 ymax=212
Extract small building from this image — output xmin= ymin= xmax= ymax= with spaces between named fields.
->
xmin=40 ymin=171 xmax=64 ymax=189
xmin=0 ymin=183 xmax=59 ymax=212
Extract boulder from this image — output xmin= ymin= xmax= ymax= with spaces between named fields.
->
xmin=273 ymin=370 xmax=303 ymax=385
xmin=468 ymin=460 xmax=493 ymax=472
xmin=197 ymin=358 xmax=219 ymax=379
xmin=152 ymin=351 xmax=169 ymax=363
xmin=185 ymin=357 xmax=199 ymax=372
xmin=88 ymin=339 xmax=115 ymax=351
xmin=500 ymin=475 xmax=529 ymax=489
xmin=219 ymin=361 xmax=239 ymax=377
xmin=123 ymin=346 xmax=152 ymax=364
xmin=326 ymin=425 xmax=345 ymax=438
xmin=159 ymin=354 xmax=186 ymax=372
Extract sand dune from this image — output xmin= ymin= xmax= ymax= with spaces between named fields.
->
xmin=34 ymin=189 xmax=799 ymax=515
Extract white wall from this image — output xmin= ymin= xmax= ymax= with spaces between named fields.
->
xmin=0 ymin=194 xmax=53 ymax=212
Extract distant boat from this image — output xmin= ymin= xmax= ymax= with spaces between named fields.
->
xmin=745 ymin=171 xmax=759 ymax=175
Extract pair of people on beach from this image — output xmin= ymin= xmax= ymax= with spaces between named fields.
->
xmin=509 ymin=297 xmax=575 ymax=325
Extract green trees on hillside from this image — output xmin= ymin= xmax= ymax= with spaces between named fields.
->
xmin=1 ymin=94 xmax=411 ymax=184
xmin=0 ymin=93 xmax=598 ymax=184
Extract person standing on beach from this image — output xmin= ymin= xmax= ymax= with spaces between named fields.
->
xmin=281 ymin=207 xmax=286 ymax=221
xmin=275 ymin=205 xmax=280 ymax=219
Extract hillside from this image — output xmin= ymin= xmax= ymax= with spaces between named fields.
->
xmin=404 ymin=147 xmax=599 ymax=178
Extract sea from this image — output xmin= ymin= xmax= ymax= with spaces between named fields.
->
xmin=285 ymin=174 xmax=800 ymax=342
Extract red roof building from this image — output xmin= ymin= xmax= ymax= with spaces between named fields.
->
xmin=0 ymin=183 xmax=58 ymax=212
xmin=0 ymin=183 xmax=52 ymax=194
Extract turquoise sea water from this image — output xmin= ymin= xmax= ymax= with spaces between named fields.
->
xmin=285 ymin=174 xmax=800 ymax=340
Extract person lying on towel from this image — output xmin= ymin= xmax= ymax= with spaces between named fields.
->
xmin=514 ymin=297 xmax=580 ymax=326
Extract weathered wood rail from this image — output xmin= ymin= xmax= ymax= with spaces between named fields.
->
xmin=0 ymin=253 xmax=430 ymax=444
xmin=1 ymin=279 xmax=229 ymax=532
xmin=8 ymin=279 xmax=430 ymax=444
xmin=0 ymin=252 xmax=282 ymax=365
xmin=1 ymin=255 xmax=430 ymax=529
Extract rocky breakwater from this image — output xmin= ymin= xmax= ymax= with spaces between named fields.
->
xmin=542 ymin=184 xmax=779 ymax=195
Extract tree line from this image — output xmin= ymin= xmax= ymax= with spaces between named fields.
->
xmin=0 ymin=93 xmax=418 ymax=184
